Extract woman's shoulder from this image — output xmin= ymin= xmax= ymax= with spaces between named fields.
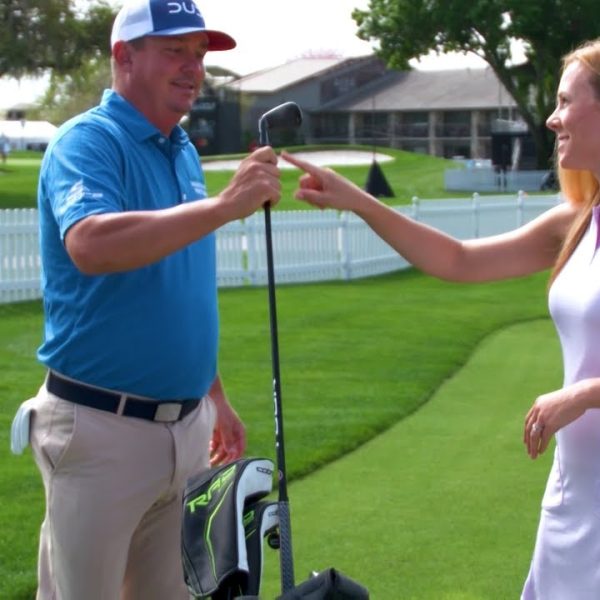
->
xmin=548 ymin=197 xmax=581 ymax=225
xmin=541 ymin=197 xmax=589 ymax=246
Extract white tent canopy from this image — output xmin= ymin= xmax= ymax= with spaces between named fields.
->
xmin=0 ymin=120 xmax=58 ymax=150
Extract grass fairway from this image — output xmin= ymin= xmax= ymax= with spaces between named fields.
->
xmin=259 ymin=319 xmax=558 ymax=599
xmin=219 ymin=270 xmax=551 ymax=481
xmin=0 ymin=155 xmax=44 ymax=208
xmin=0 ymin=147 xmax=465 ymax=210
xmin=0 ymin=301 xmax=45 ymax=600
xmin=0 ymin=269 xmax=554 ymax=598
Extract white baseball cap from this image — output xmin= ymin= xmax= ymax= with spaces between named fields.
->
xmin=111 ymin=0 xmax=236 ymax=51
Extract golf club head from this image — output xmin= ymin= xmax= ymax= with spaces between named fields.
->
xmin=258 ymin=101 xmax=303 ymax=146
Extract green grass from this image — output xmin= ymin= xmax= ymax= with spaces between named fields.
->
xmin=0 ymin=269 xmax=553 ymax=598
xmin=202 ymin=145 xmax=467 ymax=210
xmin=0 ymin=301 xmax=45 ymax=600
xmin=232 ymin=271 xmax=550 ymax=481
xmin=0 ymin=153 xmax=44 ymax=208
xmin=0 ymin=146 xmax=465 ymax=210
xmin=0 ymin=144 xmax=560 ymax=597
xmin=259 ymin=319 xmax=558 ymax=599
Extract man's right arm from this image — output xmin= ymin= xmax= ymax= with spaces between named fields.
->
xmin=65 ymin=146 xmax=281 ymax=275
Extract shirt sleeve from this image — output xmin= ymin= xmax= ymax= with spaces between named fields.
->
xmin=41 ymin=121 xmax=128 ymax=241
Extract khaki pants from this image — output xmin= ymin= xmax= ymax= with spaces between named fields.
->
xmin=30 ymin=383 xmax=215 ymax=600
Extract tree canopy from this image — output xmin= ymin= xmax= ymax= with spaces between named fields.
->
xmin=30 ymin=56 xmax=112 ymax=125
xmin=353 ymin=0 xmax=600 ymax=168
xmin=0 ymin=0 xmax=115 ymax=79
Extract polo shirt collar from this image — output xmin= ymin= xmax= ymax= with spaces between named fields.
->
xmin=100 ymin=89 xmax=190 ymax=148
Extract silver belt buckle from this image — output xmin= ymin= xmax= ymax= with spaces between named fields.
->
xmin=154 ymin=402 xmax=182 ymax=422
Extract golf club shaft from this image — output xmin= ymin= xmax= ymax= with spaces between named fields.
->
xmin=264 ymin=203 xmax=295 ymax=591
xmin=263 ymin=203 xmax=289 ymax=505
xmin=260 ymin=125 xmax=295 ymax=592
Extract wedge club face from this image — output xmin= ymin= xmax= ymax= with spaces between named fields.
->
xmin=258 ymin=102 xmax=303 ymax=146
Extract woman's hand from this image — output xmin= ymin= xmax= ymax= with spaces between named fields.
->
xmin=524 ymin=383 xmax=590 ymax=459
xmin=281 ymin=150 xmax=369 ymax=212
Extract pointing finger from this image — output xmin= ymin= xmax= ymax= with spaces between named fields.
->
xmin=281 ymin=150 xmax=322 ymax=176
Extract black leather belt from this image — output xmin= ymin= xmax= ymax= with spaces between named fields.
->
xmin=46 ymin=371 xmax=201 ymax=423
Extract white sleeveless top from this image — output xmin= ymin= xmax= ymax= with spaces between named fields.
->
xmin=522 ymin=206 xmax=600 ymax=599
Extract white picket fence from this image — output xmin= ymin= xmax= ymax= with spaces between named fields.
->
xmin=1 ymin=208 xmax=41 ymax=303
xmin=0 ymin=192 xmax=560 ymax=304
xmin=445 ymin=168 xmax=550 ymax=193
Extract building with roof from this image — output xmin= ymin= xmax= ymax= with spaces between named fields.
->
xmin=0 ymin=119 xmax=58 ymax=151
xmin=224 ymin=55 xmax=393 ymax=149
xmin=316 ymin=66 xmax=520 ymax=161
xmin=208 ymin=54 xmax=523 ymax=163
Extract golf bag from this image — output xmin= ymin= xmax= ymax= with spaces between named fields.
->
xmin=182 ymin=458 xmax=279 ymax=599
xmin=276 ymin=568 xmax=370 ymax=600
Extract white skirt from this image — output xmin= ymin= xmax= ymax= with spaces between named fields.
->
xmin=522 ymin=417 xmax=600 ymax=600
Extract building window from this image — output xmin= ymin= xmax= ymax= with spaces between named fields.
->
xmin=437 ymin=111 xmax=471 ymax=138
xmin=396 ymin=111 xmax=429 ymax=137
xmin=443 ymin=141 xmax=471 ymax=159
xmin=355 ymin=112 xmax=389 ymax=139
xmin=477 ymin=110 xmax=496 ymax=136
xmin=312 ymin=113 xmax=349 ymax=142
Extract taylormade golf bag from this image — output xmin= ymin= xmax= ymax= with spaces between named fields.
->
xmin=182 ymin=458 xmax=279 ymax=599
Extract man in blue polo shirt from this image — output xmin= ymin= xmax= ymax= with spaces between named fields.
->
xmin=20 ymin=1 xmax=281 ymax=598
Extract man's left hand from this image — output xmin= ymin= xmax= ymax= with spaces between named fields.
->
xmin=209 ymin=396 xmax=246 ymax=466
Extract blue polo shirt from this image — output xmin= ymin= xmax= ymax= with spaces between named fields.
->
xmin=37 ymin=89 xmax=218 ymax=400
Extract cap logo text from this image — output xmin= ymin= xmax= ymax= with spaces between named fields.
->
xmin=167 ymin=1 xmax=201 ymax=16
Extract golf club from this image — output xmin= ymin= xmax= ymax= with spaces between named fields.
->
xmin=258 ymin=101 xmax=303 ymax=147
xmin=258 ymin=101 xmax=303 ymax=595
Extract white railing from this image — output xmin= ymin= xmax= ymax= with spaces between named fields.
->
xmin=0 ymin=208 xmax=41 ymax=303
xmin=445 ymin=168 xmax=550 ymax=193
xmin=0 ymin=192 xmax=560 ymax=304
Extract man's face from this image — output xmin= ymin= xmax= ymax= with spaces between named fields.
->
xmin=123 ymin=32 xmax=209 ymax=133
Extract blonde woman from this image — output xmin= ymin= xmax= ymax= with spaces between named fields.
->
xmin=283 ymin=39 xmax=600 ymax=599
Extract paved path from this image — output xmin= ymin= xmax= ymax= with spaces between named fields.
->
xmin=202 ymin=149 xmax=394 ymax=171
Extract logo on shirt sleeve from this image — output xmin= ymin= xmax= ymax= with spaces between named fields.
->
xmin=191 ymin=180 xmax=206 ymax=197
xmin=57 ymin=179 xmax=104 ymax=215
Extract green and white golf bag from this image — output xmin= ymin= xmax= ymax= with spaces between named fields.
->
xmin=182 ymin=457 xmax=278 ymax=599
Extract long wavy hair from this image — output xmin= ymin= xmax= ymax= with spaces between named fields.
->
xmin=550 ymin=39 xmax=600 ymax=284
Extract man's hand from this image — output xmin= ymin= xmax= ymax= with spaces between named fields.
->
xmin=210 ymin=401 xmax=246 ymax=466
xmin=218 ymin=146 xmax=282 ymax=221
xmin=207 ymin=375 xmax=246 ymax=466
